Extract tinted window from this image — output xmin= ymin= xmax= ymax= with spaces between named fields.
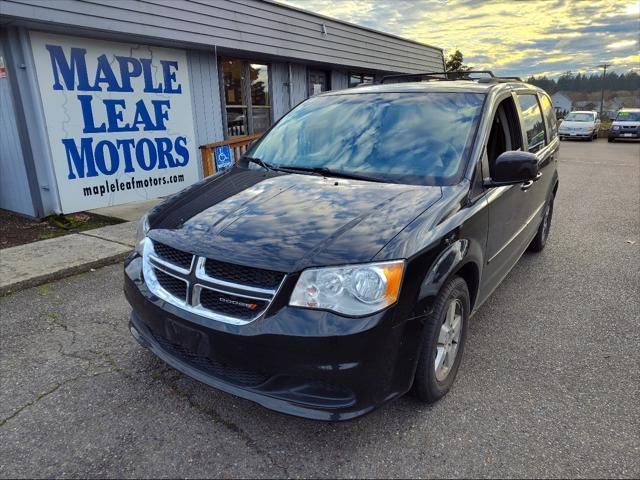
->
xmin=249 ymin=92 xmax=485 ymax=186
xmin=518 ymin=94 xmax=546 ymax=152
xmin=539 ymin=94 xmax=558 ymax=140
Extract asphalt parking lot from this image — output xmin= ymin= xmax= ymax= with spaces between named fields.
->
xmin=1 ymin=139 xmax=638 ymax=479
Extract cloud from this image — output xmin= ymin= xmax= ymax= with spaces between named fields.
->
xmin=277 ymin=0 xmax=640 ymax=77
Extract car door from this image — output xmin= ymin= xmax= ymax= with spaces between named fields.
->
xmin=515 ymin=92 xmax=556 ymax=242
xmin=480 ymin=93 xmax=534 ymax=297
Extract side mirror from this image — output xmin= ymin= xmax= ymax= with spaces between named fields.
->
xmin=485 ymin=151 xmax=539 ymax=187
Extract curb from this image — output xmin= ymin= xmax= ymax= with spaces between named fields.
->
xmin=0 ymin=251 xmax=129 ymax=297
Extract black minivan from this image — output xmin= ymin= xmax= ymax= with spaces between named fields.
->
xmin=125 ymin=74 xmax=559 ymax=420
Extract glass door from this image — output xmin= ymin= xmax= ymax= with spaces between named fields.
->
xmin=222 ymin=60 xmax=271 ymax=137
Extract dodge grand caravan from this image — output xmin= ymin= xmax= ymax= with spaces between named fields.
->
xmin=125 ymin=72 xmax=559 ymax=421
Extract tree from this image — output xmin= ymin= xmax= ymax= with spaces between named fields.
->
xmin=445 ymin=50 xmax=471 ymax=72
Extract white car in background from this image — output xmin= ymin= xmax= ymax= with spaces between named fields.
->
xmin=558 ymin=111 xmax=600 ymax=141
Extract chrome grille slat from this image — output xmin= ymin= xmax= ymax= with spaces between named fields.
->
xmin=142 ymin=238 xmax=285 ymax=325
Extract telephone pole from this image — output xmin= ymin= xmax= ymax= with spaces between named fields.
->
xmin=598 ymin=63 xmax=610 ymax=118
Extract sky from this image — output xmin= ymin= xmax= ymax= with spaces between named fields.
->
xmin=277 ymin=0 xmax=640 ymax=78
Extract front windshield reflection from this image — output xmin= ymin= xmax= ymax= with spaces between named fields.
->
xmin=248 ymin=92 xmax=485 ymax=186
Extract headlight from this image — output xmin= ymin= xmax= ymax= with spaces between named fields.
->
xmin=135 ymin=214 xmax=150 ymax=255
xmin=612 ymin=125 xmax=620 ymax=130
xmin=289 ymin=260 xmax=405 ymax=316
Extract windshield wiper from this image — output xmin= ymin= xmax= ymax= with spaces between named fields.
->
xmin=278 ymin=166 xmax=390 ymax=183
xmin=243 ymin=156 xmax=274 ymax=171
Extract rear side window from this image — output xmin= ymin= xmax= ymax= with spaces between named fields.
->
xmin=517 ymin=94 xmax=546 ymax=153
xmin=539 ymin=94 xmax=558 ymax=140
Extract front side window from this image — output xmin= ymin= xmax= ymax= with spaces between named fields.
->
xmin=222 ymin=60 xmax=271 ymax=137
xmin=539 ymin=94 xmax=558 ymax=140
xmin=248 ymin=92 xmax=485 ymax=186
xmin=518 ymin=94 xmax=546 ymax=152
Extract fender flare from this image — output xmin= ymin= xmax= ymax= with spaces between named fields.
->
xmin=415 ymin=238 xmax=481 ymax=317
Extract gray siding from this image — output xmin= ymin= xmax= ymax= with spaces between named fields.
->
xmin=289 ymin=63 xmax=308 ymax=107
xmin=1 ymin=0 xmax=444 ymax=73
xmin=331 ymin=69 xmax=349 ymax=91
xmin=1 ymin=27 xmax=61 ymax=216
xmin=0 ymin=38 xmax=35 ymax=216
xmin=187 ymin=49 xmax=224 ymax=145
xmin=271 ymin=62 xmax=290 ymax=121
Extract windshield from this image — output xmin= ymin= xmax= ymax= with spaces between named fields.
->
xmin=247 ymin=92 xmax=485 ymax=186
xmin=563 ymin=113 xmax=595 ymax=122
xmin=615 ymin=111 xmax=640 ymax=122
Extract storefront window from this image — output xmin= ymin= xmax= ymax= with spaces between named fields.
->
xmin=250 ymin=64 xmax=271 ymax=134
xmin=222 ymin=60 xmax=271 ymax=137
xmin=349 ymin=72 xmax=375 ymax=88
xmin=223 ymin=60 xmax=247 ymax=137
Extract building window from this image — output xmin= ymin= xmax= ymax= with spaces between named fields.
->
xmin=222 ymin=60 xmax=271 ymax=137
xmin=349 ymin=72 xmax=374 ymax=88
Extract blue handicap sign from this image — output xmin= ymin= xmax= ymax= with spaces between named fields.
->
xmin=214 ymin=145 xmax=233 ymax=171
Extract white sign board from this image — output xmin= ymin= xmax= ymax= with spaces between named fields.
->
xmin=30 ymin=32 xmax=200 ymax=213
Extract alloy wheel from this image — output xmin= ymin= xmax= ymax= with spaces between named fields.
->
xmin=434 ymin=299 xmax=463 ymax=382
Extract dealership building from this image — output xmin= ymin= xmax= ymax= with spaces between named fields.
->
xmin=0 ymin=0 xmax=444 ymax=217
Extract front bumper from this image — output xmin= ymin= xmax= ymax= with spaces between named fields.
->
xmin=608 ymin=130 xmax=640 ymax=139
xmin=558 ymin=130 xmax=594 ymax=139
xmin=124 ymin=255 xmax=421 ymax=421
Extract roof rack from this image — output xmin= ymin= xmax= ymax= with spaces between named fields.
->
xmin=379 ymin=70 xmax=523 ymax=84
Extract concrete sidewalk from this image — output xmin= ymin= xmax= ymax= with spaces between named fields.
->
xmin=0 ymin=198 xmax=158 ymax=295
xmin=0 ymin=221 xmax=136 ymax=295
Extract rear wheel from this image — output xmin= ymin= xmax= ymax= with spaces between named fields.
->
xmin=529 ymin=193 xmax=555 ymax=252
xmin=413 ymin=276 xmax=469 ymax=403
xmin=608 ymin=137 xmax=614 ymax=143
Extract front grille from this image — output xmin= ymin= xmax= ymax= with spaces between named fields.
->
xmin=153 ymin=241 xmax=193 ymax=270
xmin=204 ymin=259 xmax=285 ymax=289
xmin=144 ymin=240 xmax=285 ymax=324
xmin=199 ymin=288 xmax=268 ymax=320
xmin=152 ymin=332 xmax=270 ymax=387
xmin=155 ymin=268 xmax=187 ymax=301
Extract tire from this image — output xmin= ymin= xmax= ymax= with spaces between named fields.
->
xmin=608 ymin=138 xmax=614 ymax=143
xmin=414 ymin=276 xmax=470 ymax=403
xmin=529 ymin=193 xmax=555 ymax=252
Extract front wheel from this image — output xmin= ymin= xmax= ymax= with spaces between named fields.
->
xmin=413 ymin=276 xmax=470 ymax=403
xmin=529 ymin=193 xmax=555 ymax=252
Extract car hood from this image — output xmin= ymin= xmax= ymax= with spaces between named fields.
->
xmin=559 ymin=121 xmax=595 ymax=129
xmin=148 ymin=168 xmax=442 ymax=272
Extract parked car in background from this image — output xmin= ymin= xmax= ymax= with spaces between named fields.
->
xmin=126 ymin=74 xmax=559 ymax=420
xmin=608 ymin=108 xmax=640 ymax=142
xmin=558 ymin=111 xmax=600 ymax=141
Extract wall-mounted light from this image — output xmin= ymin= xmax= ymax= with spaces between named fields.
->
xmin=321 ymin=23 xmax=328 ymax=37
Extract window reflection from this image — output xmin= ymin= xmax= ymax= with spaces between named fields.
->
xmin=250 ymin=92 xmax=484 ymax=186
xmin=223 ymin=60 xmax=271 ymax=136
xmin=518 ymin=94 xmax=546 ymax=153
xmin=349 ymin=72 xmax=375 ymax=88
